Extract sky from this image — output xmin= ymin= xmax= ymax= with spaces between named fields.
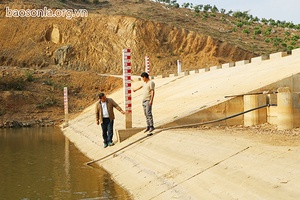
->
xmin=175 ymin=0 xmax=300 ymax=24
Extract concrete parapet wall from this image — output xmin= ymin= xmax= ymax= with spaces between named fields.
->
xmin=133 ymin=48 xmax=300 ymax=83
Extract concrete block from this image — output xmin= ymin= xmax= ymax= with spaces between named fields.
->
xmin=276 ymin=87 xmax=293 ymax=130
xmin=235 ymin=60 xmax=250 ymax=66
xmin=244 ymin=95 xmax=259 ymax=126
xmin=270 ymin=52 xmax=288 ymax=60
xmin=198 ymin=68 xmax=206 ymax=73
xmin=179 ymin=71 xmax=189 ymax=76
xmin=221 ymin=62 xmax=235 ymax=69
xmin=155 ymin=75 xmax=165 ymax=79
xmin=169 ymin=74 xmax=177 ymax=77
xmin=132 ymin=77 xmax=141 ymax=82
xmin=292 ymin=48 xmax=300 ymax=55
xmin=210 ymin=66 xmax=221 ymax=71
xmin=205 ymin=67 xmax=210 ymax=72
xmin=251 ymin=55 xmax=269 ymax=63
xmin=189 ymin=69 xmax=199 ymax=75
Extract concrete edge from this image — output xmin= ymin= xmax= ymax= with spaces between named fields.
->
xmin=116 ymin=127 xmax=145 ymax=142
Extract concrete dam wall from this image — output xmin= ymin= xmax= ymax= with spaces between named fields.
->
xmin=62 ymin=48 xmax=300 ymax=199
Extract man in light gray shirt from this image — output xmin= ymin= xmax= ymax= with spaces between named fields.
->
xmin=133 ymin=72 xmax=155 ymax=135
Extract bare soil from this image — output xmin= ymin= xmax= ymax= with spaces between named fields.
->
xmin=193 ymin=123 xmax=300 ymax=147
xmin=0 ymin=65 xmax=122 ymax=127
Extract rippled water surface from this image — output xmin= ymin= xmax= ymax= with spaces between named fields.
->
xmin=0 ymin=127 xmax=131 ymax=200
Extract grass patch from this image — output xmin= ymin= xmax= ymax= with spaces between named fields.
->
xmin=0 ymin=77 xmax=26 ymax=91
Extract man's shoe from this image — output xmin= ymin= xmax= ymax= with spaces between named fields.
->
xmin=108 ymin=142 xmax=114 ymax=146
xmin=104 ymin=143 xmax=108 ymax=148
xmin=147 ymin=133 xmax=153 ymax=136
xmin=149 ymin=126 xmax=155 ymax=132
xmin=144 ymin=126 xmax=150 ymax=133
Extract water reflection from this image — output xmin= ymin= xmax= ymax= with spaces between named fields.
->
xmin=0 ymin=127 xmax=131 ymax=200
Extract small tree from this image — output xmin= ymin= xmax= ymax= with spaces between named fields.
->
xmin=254 ymin=27 xmax=262 ymax=35
xmin=243 ymin=28 xmax=250 ymax=35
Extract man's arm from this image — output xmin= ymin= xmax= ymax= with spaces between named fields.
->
xmin=133 ymin=85 xmax=143 ymax=92
xmin=149 ymin=89 xmax=155 ymax=105
xmin=111 ymin=99 xmax=126 ymax=115
xmin=95 ymin=103 xmax=100 ymax=125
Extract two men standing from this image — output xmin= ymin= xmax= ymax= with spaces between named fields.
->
xmin=96 ymin=72 xmax=155 ymax=148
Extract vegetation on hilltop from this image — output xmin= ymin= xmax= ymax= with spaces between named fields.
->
xmin=158 ymin=0 xmax=300 ymax=53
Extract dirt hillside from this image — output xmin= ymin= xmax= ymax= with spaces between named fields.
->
xmin=0 ymin=12 xmax=255 ymax=75
xmin=0 ymin=66 xmax=122 ymax=127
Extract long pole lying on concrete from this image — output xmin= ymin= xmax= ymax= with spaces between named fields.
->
xmin=224 ymin=91 xmax=277 ymax=98
xmin=85 ymin=134 xmax=150 ymax=166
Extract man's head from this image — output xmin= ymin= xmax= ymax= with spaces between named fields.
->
xmin=141 ymin=72 xmax=149 ymax=82
xmin=141 ymin=72 xmax=149 ymax=78
xmin=98 ymin=93 xmax=106 ymax=102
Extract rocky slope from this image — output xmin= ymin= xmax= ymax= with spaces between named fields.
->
xmin=0 ymin=2 xmax=255 ymax=76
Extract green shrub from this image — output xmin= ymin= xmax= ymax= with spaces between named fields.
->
xmin=24 ymin=71 xmax=34 ymax=82
xmin=281 ymin=42 xmax=287 ymax=47
xmin=291 ymin=35 xmax=300 ymax=41
xmin=236 ymin=21 xmax=244 ymax=28
xmin=265 ymin=38 xmax=271 ymax=43
xmin=243 ymin=28 xmax=250 ymax=34
xmin=254 ymin=28 xmax=262 ymax=35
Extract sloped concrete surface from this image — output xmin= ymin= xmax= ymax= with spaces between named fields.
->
xmin=62 ymin=50 xmax=300 ymax=199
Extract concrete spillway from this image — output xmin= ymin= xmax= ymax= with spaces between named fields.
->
xmin=62 ymin=49 xmax=300 ymax=199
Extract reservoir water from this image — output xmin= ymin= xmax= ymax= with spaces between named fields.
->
xmin=0 ymin=127 xmax=131 ymax=200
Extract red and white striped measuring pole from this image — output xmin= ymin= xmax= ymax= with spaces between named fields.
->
xmin=122 ymin=49 xmax=132 ymax=129
xmin=63 ymin=87 xmax=69 ymax=127
xmin=145 ymin=56 xmax=150 ymax=74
